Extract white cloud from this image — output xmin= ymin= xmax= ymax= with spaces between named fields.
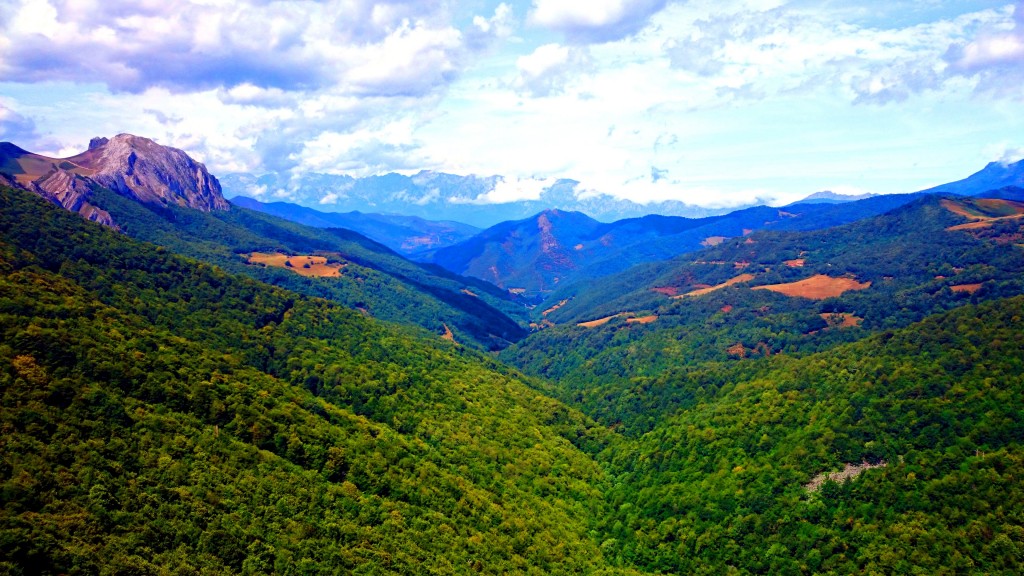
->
xmin=514 ymin=43 xmax=592 ymax=96
xmin=468 ymin=176 xmax=557 ymax=204
xmin=0 ymin=0 xmax=504 ymax=97
xmin=945 ymin=3 xmax=1024 ymax=98
xmin=0 ymin=102 xmax=40 ymax=143
xmin=529 ymin=0 xmax=668 ymax=43
xmin=4 ymin=0 xmax=1024 ymax=212
xmin=658 ymin=2 xmax=1006 ymax=105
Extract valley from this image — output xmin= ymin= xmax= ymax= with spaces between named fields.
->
xmin=2 ymin=136 xmax=1024 ymax=574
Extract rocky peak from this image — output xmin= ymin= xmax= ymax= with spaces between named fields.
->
xmin=73 ymin=134 xmax=229 ymax=211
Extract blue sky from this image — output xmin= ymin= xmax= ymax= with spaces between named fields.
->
xmin=1 ymin=0 xmax=1022 ymax=208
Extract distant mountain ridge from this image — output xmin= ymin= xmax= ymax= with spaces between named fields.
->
xmin=918 ymin=158 xmax=1024 ymax=195
xmin=427 ymin=194 xmax=923 ymax=298
xmin=229 ymin=195 xmax=480 ymax=256
xmin=219 ymin=171 xmax=725 ymax=227
xmin=0 ymin=134 xmax=228 ymax=227
xmin=795 ymin=190 xmax=876 ymax=204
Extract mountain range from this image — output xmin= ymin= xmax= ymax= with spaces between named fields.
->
xmin=229 ymin=195 xmax=480 ymax=256
xmin=3 ymin=133 xmax=1024 ymax=574
xmin=218 ymin=158 xmax=1024 ymax=229
xmin=919 ymin=159 xmax=1024 ymax=195
xmin=424 ymin=195 xmax=922 ymax=299
xmin=219 ymin=170 xmax=727 ymax=228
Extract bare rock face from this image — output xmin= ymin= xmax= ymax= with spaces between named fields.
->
xmin=71 ymin=134 xmax=229 ymax=211
xmin=0 ymin=133 xmax=229 ymax=228
xmin=29 ymin=168 xmax=117 ymax=228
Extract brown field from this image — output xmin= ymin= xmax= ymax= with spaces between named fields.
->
xmin=753 ymin=274 xmax=870 ymax=299
xmin=702 ymin=236 xmax=727 ymax=247
xmin=819 ymin=312 xmax=863 ymax=328
xmin=577 ymin=313 xmax=657 ymax=328
xmin=943 ymin=198 xmax=1024 ymax=231
xmin=4 ymin=152 xmax=98 ymax=186
xmin=247 ymin=252 xmax=344 ymax=277
xmin=626 ymin=315 xmax=658 ymax=324
xmin=578 ymin=314 xmax=622 ymax=328
xmin=951 ymin=283 xmax=983 ymax=294
xmin=651 ymin=286 xmax=682 ymax=297
xmin=784 ymin=258 xmax=805 ymax=268
xmin=677 ymin=273 xmax=756 ymax=298
xmin=542 ymin=298 xmax=570 ymax=316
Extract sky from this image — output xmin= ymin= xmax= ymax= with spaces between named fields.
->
xmin=1 ymin=0 xmax=1023 ymax=208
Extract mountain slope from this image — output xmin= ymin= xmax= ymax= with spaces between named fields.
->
xmin=600 ymin=295 xmax=1024 ymax=573
xmin=88 ymin=185 xmax=528 ymax=349
xmin=431 ymin=194 xmax=921 ymax=299
xmin=0 ymin=137 xmax=528 ymax=350
xmin=4 ymin=182 xmax=1024 ymax=574
xmin=0 ymin=184 xmax=624 ymax=574
xmin=0 ymin=135 xmax=227 ymax=228
xmin=429 ymin=209 xmax=604 ymax=294
xmin=919 ymin=158 xmax=1024 ymax=195
xmin=229 ymin=195 xmax=480 ymax=255
xmin=502 ymin=193 xmax=1024 ymax=432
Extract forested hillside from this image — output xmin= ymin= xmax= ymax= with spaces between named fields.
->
xmin=3 ymin=182 xmax=1024 ymax=574
xmin=82 ymin=186 xmax=527 ymax=350
xmin=0 ymin=186 xmax=621 ymax=574
xmin=598 ymin=296 xmax=1024 ymax=574
xmin=502 ymin=195 xmax=1024 ymax=432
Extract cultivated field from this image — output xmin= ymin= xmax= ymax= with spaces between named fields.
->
xmin=753 ymin=274 xmax=870 ymax=299
xmin=247 ymin=252 xmax=344 ymax=277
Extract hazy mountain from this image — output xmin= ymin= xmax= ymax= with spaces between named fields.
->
xmin=794 ymin=190 xmax=876 ymax=204
xmin=219 ymin=170 xmax=725 ymax=227
xmin=229 ymin=195 xmax=480 ymax=256
xmin=429 ymin=209 xmax=603 ymax=294
xmin=918 ymin=158 xmax=1024 ymax=196
xmin=429 ymin=194 xmax=922 ymax=299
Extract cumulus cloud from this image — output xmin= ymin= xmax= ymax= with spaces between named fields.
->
xmin=0 ymin=103 xmax=41 ymax=144
xmin=0 ymin=0 xmax=508 ymax=98
xmin=945 ymin=3 xmax=1024 ymax=98
xmin=466 ymin=176 xmax=557 ymax=204
xmin=849 ymin=61 xmax=944 ymax=105
xmin=660 ymin=3 xmax=1007 ymax=105
xmin=995 ymin=145 xmax=1024 ymax=165
xmin=514 ymin=43 xmax=592 ymax=97
xmin=529 ymin=0 xmax=668 ymax=43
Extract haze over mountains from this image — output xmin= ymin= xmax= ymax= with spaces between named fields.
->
xmin=220 ymin=158 xmax=1024 ymax=229
xmin=220 ymin=171 xmax=725 ymax=228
